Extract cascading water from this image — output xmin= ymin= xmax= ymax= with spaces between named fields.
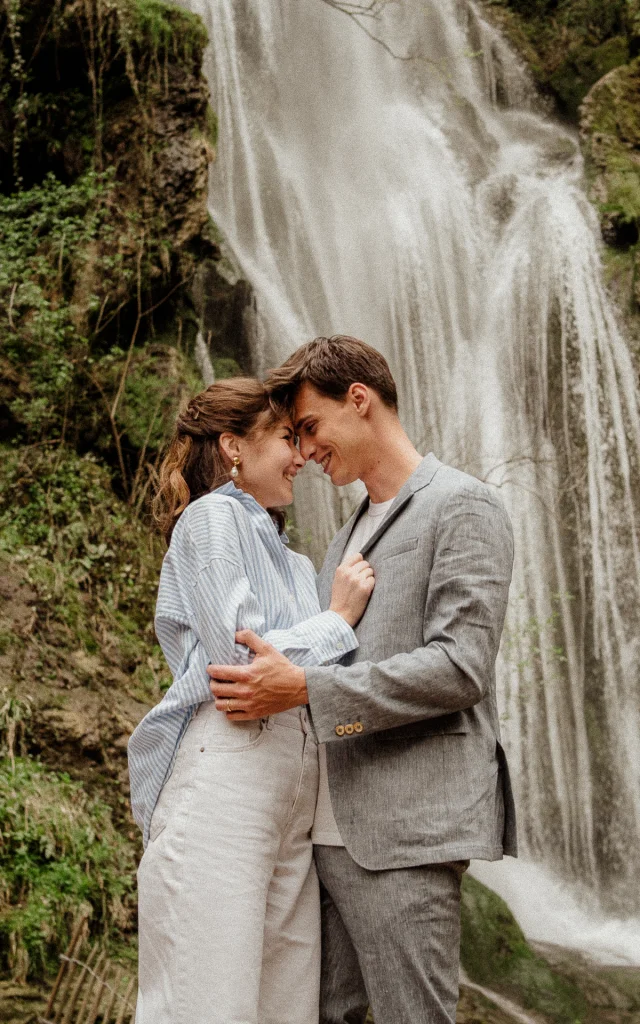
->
xmin=181 ymin=0 xmax=640 ymax=953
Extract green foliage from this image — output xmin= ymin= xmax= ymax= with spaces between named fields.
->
xmin=127 ymin=0 xmax=207 ymax=53
xmin=0 ymin=0 xmax=215 ymax=990
xmin=0 ymin=171 xmax=118 ymax=439
xmin=0 ymin=166 xmax=202 ymax=501
xmin=485 ymin=0 xmax=635 ymax=116
xmin=213 ymin=356 xmax=243 ymax=379
xmin=107 ymin=345 xmax=202 ymax=456
xmin=461 ymin=875 xmax=586 ymax=1023
xmin=582 ymin=56 xmax=640 ymax=225
xmin=1 ymin=0 xmax=209 ymax=189
xmin=0 ymin=445 xmax=170 ymax=695
xmin=0 ymin=757 xmax=136 ymax=981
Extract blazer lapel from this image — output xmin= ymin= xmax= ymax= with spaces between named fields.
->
xmin=359 ymin=492 xmax=413 ymax=557
xmin=336 ymin=495 xmax=369 ymax=562
xmin=317 ymin=494 xmax=369 ymax=604
xmin=360 ymin=452 xmax=442 ymax=557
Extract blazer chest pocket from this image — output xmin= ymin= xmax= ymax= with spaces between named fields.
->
xmin=380 ymin=537 xmax=419 ymax=560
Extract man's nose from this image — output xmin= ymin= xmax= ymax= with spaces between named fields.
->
xmin=299 ymin=437 xmax=316 ymax=461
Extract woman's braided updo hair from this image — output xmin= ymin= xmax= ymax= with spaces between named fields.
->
xmin=153 ymin=377 xmax=284 ymax=541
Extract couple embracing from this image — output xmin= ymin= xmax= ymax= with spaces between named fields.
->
xmin=128 ymin=335 xmax=517 ymax=1024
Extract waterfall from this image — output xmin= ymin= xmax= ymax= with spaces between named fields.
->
xmin=181 ymin=0 xmax=640 ymax=926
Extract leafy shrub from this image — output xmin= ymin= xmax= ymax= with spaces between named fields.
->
xmin=0 ymin=757 xmax=136 ymax=982
xmin=0 ymin=444 xmax=170 ymax=695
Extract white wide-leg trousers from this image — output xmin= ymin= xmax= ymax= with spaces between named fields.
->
xmin=135 ymin=703 xmax=320 ymax=1024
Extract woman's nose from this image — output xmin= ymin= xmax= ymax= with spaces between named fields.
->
xmin=293 ymin=448 xmax=305 ymax=468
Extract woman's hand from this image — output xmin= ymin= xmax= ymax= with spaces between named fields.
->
xmin=329 ymin=553 xmax=375 ymax=628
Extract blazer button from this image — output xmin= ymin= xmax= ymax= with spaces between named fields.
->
xmin=354 ymin=721 xmax=364 ymax=733
xmin=344 ymin=723 xmax=355 ymax=735
xmin=335 ymin=725 xmax=345 ymax=737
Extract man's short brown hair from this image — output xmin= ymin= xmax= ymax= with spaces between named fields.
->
xmin=266 ymin=335 xmax=398 ymax=412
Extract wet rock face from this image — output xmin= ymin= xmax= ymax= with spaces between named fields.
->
xmin=105 ymin=64 xmax=213 ymax=253
xmin=0 ymin=562 xmax=148 ymax=803
xmin=191 ymin=257 xmax=256 ymax=375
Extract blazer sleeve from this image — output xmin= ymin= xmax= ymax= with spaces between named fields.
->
xmin=305 ymin=489 xmax=514 ymax=742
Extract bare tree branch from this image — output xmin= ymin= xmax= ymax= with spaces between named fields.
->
xmin=319 ymin=0 xmax=481 ymax=71
xmin=319 ymin=0 xmax=420 ymax=61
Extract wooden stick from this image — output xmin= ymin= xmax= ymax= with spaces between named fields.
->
xmin=44 ymin=915 xmax=88 ymax=1020
xmin=60 ymin=945 xmax=99 ymax=1024
xmin=100 ymin=965 xmax=123 ymax=1024
xmin=83 ymin=954 xmax=111 ymax=1024
xmin=114 ymin=977 xmax=136 ymax=1024
xmin=75 ymin=949 xmax=107 ymax=1024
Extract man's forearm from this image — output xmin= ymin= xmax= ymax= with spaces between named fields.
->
xmin=305 ymin=640 xmax=482 ymax=742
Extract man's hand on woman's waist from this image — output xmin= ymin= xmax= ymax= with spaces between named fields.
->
xmin=207 ymin=630 xmax=308 ymax=720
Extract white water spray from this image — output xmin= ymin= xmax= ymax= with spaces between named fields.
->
xmin=181 ymin=0 xmax=640 ymax=931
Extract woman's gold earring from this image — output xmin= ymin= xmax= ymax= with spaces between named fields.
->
xmin=230 ymin=457 xmax=240 ymax=479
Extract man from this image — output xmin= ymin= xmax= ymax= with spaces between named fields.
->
xmin=207 ymin=335 xmax=516 ymax=1023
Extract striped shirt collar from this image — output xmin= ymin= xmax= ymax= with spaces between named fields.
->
xmin=214 ymin=481 xmax=289 ymax=546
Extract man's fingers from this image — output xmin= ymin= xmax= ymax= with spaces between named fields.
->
xmin=207 ymin=663 xmax=251 ymax=681
xmin=355 ymin=561 xmax=373 ymax=575
xmin=235 ymin=629 xmax=274 ymax=655
xmin=341 ymin=552 xmax=363 ymax=567
xmin=210 ymin=682 xmax=251 ymax=699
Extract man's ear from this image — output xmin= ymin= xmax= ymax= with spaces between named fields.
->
xmin=219 ymin=432 xmax=241 ymax=464
xmin=348 ymin=383 xmax=371 ymax=417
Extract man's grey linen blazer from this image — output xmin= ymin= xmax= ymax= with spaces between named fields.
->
xmin=306 ymin=453 xmax=517 ymax=870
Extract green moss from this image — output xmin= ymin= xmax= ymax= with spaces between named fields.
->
xmin=213 ymin=356 xmax=243 ymax=379
xmin=580 ymin=56 xmax=640 ymax=242
xmin=461 ymin=875 xmax=586 ymax=1023
xmin=0 ymin=757 xmax=136 ymax=981
xmin=482 ymin=0 xmax=633 ymax=117
xmin=205 ymin=104 xmax=218 ymax=149
xmin=0 ymin=446 xmax=164 ymax=678
xmin=549 ymin=35 xmax=629 ymax=114
xmin=128 ymin=0 xmax=208 ymax=59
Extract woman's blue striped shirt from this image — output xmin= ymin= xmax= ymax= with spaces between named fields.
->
xmin=128 ymin=482 xmax=357 ymax=846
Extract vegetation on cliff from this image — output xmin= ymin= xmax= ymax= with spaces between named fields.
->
xmin=0 ymin=0 xmax=248 ymax=980
xmin=481 ymin=0 xmax=639 ymax=117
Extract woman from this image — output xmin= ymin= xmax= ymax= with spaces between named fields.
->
xmin=129 ymin=377 xmax=374 ymax=1024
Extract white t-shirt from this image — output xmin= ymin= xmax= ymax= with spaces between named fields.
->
xmin=312 ymin=496 xmax=396 ymax=846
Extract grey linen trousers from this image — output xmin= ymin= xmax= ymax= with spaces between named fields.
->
xmin=314 ymin=845 xmax=467 ymax=1024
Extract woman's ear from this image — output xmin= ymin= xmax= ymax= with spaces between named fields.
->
xmin=219 ymin=432 xmax=241 ymax=465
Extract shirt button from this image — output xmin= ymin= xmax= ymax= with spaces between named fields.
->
xmin=335 ymin=725 xmax=345 ymax=737
xmin=344 ymin=723 xmax=354 ymax=735
xmin=354 ymin=721 xmax=364 ymax=733
xmin=336 ymin=641 xmax=345 ymax=651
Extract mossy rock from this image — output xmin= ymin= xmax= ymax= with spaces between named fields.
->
xmin=549 ymin=35 xmax=630 ymax=116
xmin=460 ymin=875 xmax=586 ymax=1023
xmin=480 ymin=0 xmax=633 ymax=118
xmin=580 ymin=56 xmax=640 ymax=247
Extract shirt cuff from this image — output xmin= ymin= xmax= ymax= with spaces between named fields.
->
xmin=266 ymin=610 xmax=358 ymax=666
xmin=310 ymin=610 xmax=358 ymax=664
